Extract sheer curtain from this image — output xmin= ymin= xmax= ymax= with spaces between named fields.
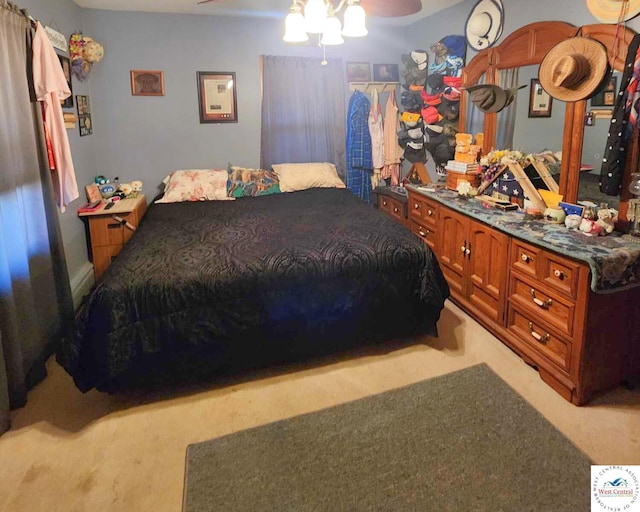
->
xmin=0 ymin=1 xmax=75 ymax=435
xmin=495 ymin=68 xmax=520 ymax=150
xmin=260 ymin=56 xmax=346 ymax=177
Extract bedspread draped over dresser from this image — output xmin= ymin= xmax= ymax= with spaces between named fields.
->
xmin=58 ymin=189 xmax=449 ymax=392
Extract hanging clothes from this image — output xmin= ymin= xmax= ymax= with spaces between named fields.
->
xmin=368 ymin=88 xmax=384 ymax=189
xmin=32 ymin=22 xmax=79 ymax=212
xmin=346 ymin=90 xmax=373 ymax=203
xmin=599 ymin=34 xmax=640 ymax=196
xmin=382 ymin=89 xmax=403 ymax=186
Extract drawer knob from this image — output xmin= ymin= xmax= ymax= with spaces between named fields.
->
xmin=414 ymin=203 xmax=420 ymax=209
xmin=461 ymin=245 xmax=466 ymax=253
xmin=418 ymin=227 xmax=430 ymax=237
xmin=528 ymin=322 xmax=550 ymax=344
xmin=427 ymin=209 xmax=434 ymax=216
xmin=521 ymin=254 xmax=532 ymax=263
xmin=554 ymin=269 xmax=565 ymax=279
xmin=393 ymin=207 xmax=399 ymax=213
xmin=383 ymin=200 xmax=388 ymax=206
xmin=530 ymin=289 xmax=553 ymax=309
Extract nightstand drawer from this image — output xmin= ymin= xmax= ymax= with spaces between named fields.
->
xmin=92 ymin=245 xmax=124 ymax=279
xmin=507 ymin=305 xmax=572 ymax=372
xmin=89 ymin=212 xmax=136 ymax=247
xmin=388 ymin=197 xmax=405 ymax=222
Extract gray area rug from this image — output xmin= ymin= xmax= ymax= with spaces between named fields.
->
xmin=183 ymin=364 xmax=591 ymax=511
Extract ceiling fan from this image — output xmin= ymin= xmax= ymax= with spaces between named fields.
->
xmin=196 ymin=0 xmax=422 ymax=18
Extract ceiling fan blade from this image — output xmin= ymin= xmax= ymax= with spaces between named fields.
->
xmin=361 ymin=0 xmax=422 ymax=17
xmin=196 ymin=0 xmax=218 ymax=4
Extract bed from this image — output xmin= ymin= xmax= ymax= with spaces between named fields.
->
xmin=58 ymin=185 xmax=450 ymax=392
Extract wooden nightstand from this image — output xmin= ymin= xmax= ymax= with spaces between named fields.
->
xmin=78 ymin=195 xmax=147 ymax=280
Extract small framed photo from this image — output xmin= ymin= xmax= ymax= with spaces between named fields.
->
xmin=346 ymin=62 xmax=371 ymax=82
xmin=590 ymin=76 xmax=617 ymax=107
xmin=528 ymin=78 xmax=553 ymax=118
xmin=85 ymin=184 xmax=102 ymax=203
xmin=197 ymin=71 xmax=237 ymax=123
xmin=373 ymin=64 xmax=399 ymax=82
xmin=57 ymin=54 xmax=73 ymax=108
xmin=130 ymin=70 xmax=165 ymax=96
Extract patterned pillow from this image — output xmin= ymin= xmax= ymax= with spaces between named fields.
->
xmin=156 ymin=169 xmax=233 ymax=203
xmin=227 ymin=166 xmax=281 ymax=198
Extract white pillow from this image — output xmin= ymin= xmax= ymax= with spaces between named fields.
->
xmin=271 ymin=162 xmax=345 ymax=193
xmin=156 ymin=169 xmax=233 ymax=203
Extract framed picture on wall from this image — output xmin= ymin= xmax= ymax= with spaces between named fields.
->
xmin=76 ymin=95 xmax=92 ymax=136
xmin=130 ymin=70 xmax=165 ymax=96
xmin=590 ymin=76 xmax=617 ymax=107
xmin=346 ymin=62 xmax=371 ymax=82
xmin=57 ymin=54 xmax=73 ymax=108
xmin=373 ymin=64 xmax=399 ymax=82
xmin=197 ymin=71 xmax=238 ymax=123
xmin=528 ymin=78 xmax=553 ymax=118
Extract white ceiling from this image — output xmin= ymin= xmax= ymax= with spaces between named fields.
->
xmin=71 ymin=0 xmax=465 ymax=26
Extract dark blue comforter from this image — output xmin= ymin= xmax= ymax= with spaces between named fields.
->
xmin=58 ymin=188 xmax=449 ymax=392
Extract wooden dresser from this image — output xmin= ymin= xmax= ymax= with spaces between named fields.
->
xmin=79 ymin=195 xmax=147 ymax=280
xmin=407 ymin=185 xmax=640 ymax=405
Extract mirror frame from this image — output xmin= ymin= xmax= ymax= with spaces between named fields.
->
xmin=460 ymin=21 xmax=638 ymax=222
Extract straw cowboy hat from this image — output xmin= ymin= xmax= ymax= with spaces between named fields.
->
xmin=538 ymin=37 xmax=609 ymax=101
xmin=464 ymin=84 xmax=526 ymax=113
xmin=587 ymin=0 xmax=640 ymax=23
xmin=465 ymin=0 xmax=504 ymax=51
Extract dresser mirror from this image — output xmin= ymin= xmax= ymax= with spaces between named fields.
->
xmin=460 ymin=21 xmax=636 ymax=221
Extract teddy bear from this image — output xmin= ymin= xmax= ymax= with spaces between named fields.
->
xmin=596 ymin=208 xmax=618 ymax=235
xmin=129 ymin=180 xmax=143 ymax=198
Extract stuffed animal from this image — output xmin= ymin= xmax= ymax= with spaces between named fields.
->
xmin=596 ymin=208 xmax=618 ymax=235
xmin=565 ymin=214 xmax=582 ymax=229
xmin=579 ymin=217 xmax=602 ymax=236
xmin=129 ymin=180 xmax=143 ymax=198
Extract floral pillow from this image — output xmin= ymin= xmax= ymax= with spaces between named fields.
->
xmin=156 ymin=169 xmax=233 ymax=203
xmin=227 ymin=166 xmax=281 ymax=198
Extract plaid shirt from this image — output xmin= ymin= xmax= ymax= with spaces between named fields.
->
xmin=346 ymin=91 xmax=373 ymax=203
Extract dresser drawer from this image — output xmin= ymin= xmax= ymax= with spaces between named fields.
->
xmin=509 ymin=273 xmax=576 ymax=338
xmin=378 ymin=195 xmax=391 ymax=213
xmin=388 ymin=197 xmax=405 ymax=222
xmin=541 ymin=252 xmax=581 ymax=299
xmin=410 ymin=219 xmax=437 ymax=251
xmin=88 ymin=212 xmax=137 ymax=247
xmin=507 ymin=305 xmax=572 ymax=372
xmin=510 ymin=239 xmax=541 ymax=279
xmin=409 ymin=195 xmax=438 ymax=227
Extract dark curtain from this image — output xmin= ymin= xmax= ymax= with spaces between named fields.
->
xmin=0 ymin=1 xmax=75 ymax=435
xmin=260 ymin=55 xmax=347 ymax=178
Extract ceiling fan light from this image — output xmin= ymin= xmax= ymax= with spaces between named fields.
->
xmin=304 ymin=0 xmax=328 ymax=34
xmin=342 ymin=3 xmax=367 ymax=38
xmin=283 ymin=9 xmax=309 ymax=43
xmin=321 ymin=15 xmax=344 ymax=45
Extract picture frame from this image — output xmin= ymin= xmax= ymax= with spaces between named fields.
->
xmin=528 ymin=78 xmax=553 ymax=118
xmin=346 ymin=62 xmax=371 ymax=82
xmin=76 ymin=95 xmax=92 ymax=136
xmin=197 ymin=71 xmax=237 ymax=123
xmin=130 ymin=70 xmax=165 ymax=96
xmin=372 ymin=63 xmax=399 ymax=82
xmin=590 ymin=76 xmax=618 ymax=107
xmin=57 ymin=54 xmax=73 ymax=108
